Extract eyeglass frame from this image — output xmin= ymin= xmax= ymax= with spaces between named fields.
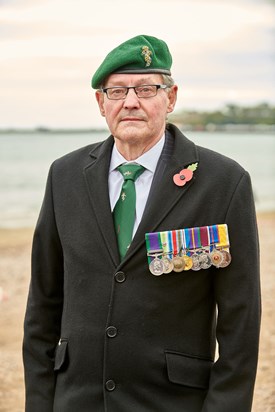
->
xmin=100 ymin=84 xmax=169 ymax=100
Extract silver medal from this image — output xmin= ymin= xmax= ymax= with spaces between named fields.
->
xmin=191 ymin=253 xmax=201 ymax=271
xmin=198 ymin=252 xmax=212 ymax=269
xmin=162 ymin=256 xmax=174 ymax=274
xmin=149 ymin=257 xmax=165 ymax=276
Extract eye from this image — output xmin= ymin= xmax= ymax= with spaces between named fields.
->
xmin=136 ymin=85 xmax=156 ymax=97
xmin=109 ymin=87 xmax=126 ymax=97
xmin=138 ymin=86 xmax=153 ymax=93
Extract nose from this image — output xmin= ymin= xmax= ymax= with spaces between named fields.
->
xmin=123 ymin=88 xmax=141 ymax=109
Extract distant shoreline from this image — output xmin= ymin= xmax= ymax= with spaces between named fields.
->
xmin=1 ymin=103 xmax=274 ymax=134
xmin=0 ymin=128 xmax=109 ymax=134
xmin=0 ymin=124 xmax=274 ymax=134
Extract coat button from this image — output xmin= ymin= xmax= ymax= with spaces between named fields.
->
xmin=114 ymin=271 xmax=126 ymax=283
xmin=106 ymin=326 xmax=117 ymax=338
xmin=105 ymin=379 xmax=116 ymax=391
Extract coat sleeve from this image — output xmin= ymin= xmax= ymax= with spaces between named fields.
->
xmin=202 ymin=171 xmax=261 ymax=411
xmin=23 ymin=163 xmax=64 ymax=412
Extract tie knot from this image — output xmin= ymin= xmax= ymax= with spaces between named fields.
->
xmin=117 ymin=164 xmax=145 ymax=181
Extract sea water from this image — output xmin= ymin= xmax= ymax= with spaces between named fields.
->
xmin=0 ymin=130 xmax=274 ymax=228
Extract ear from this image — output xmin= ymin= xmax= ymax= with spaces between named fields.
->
xmin=166 ymin=85 xmax=178 ymax=114
xmin=95 ymin=91 xmax=105 ymax=117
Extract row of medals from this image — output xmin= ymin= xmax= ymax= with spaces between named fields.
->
xmin=148 ymin=247 xmax=231 ymax=276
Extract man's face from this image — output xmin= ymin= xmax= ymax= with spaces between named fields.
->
xmin=96 ymin=73 xmax=177 ymax=151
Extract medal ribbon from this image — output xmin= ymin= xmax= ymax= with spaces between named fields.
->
xmin=171 ymin=230 xmax=178 ymax=256
xmin=200 ymin=226 xmax=210 ymax=249
xmin=217 ymin=224 xmax=229 ymax=249
xmin=184 ymin=228 xmax=191 ymax=250
xmin=181 ymin=229 xmax=187 ymax=253
xmin=160 ymin=230 xmax=173 ymax=258
xmin=193 ymin=226 xmax=201 ymax=250
xmin=208 ymin=224 xmax=220 ymax=250
xmin=177 ymin=229 xmax=184 ymax=255
xmin=145 ymin=232 xmax=162 ymax=264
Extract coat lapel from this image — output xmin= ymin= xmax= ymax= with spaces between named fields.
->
xmin=83 ymin=136 xmax=120 ymax=266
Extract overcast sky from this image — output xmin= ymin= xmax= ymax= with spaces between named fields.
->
xmin=1 ymin=0 xmax=274 ymax=128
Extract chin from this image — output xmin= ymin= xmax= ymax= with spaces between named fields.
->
xmin=117 ymin=125 xmax=146 ymax=139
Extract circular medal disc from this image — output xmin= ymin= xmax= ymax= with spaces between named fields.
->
xmin=172 ymin=256 xmax=185 ymax=272
xmin=198 ymin=252 xmax=212 ymax=269
xmin=182 ymin=255 xmax=193 ymax=271
xmin=219 ymin=250 xmax=232 ymax=268
xmin=149 ymin=258 xmax=165 ymax=276
xmin=162 ymin=257 xmax=174 ymax=274
xmin=191 ymin=253 xmax=201 ymax=271
xmin=210 ymin=250 xmax=224 ymax=267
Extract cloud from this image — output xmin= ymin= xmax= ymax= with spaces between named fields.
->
xmin=0 ymin=0 xmax=274 ymax=127
xmin=0 ymin=0 xmax=47 ymax=7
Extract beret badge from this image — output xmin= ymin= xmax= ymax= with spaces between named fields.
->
xmin=141 ymin=45 xmax=152 ymax=67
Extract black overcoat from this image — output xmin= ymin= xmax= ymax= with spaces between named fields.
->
xmin=23 ymin=124 xmax=261 ymax=412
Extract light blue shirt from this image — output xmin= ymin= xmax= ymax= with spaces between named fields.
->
xmin=108 ymin=135 xmax=165 ymax=237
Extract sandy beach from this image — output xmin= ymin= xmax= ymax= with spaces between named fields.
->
xmin=0 ymin=213 xmax=274 ymax=412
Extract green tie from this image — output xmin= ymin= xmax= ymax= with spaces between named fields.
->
xmin=113 ymin=164 xmax=145 ymax=260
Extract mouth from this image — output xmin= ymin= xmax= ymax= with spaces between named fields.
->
xmin=121 ymin=117 xmax=144 ymax=122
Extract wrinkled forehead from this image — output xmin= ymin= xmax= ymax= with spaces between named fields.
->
xmin=103 ymin=73 xmax=164 ymax=87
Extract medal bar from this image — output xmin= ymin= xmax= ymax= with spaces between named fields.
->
xmin=145 ymin=224 xmax=231 ymax=276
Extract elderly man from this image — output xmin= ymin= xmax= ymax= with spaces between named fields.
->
xmin=23 ymin=35 xmax=261 ymax=412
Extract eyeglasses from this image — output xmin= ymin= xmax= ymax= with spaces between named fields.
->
xmin=101 ymin=84 xmax=168 ymax=100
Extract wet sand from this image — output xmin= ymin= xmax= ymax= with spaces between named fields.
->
xmin=0 ymin=214 xmax=274 ymax=411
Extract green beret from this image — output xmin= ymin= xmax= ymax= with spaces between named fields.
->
xmin=91 ymin=34 xmax=172 ymax=89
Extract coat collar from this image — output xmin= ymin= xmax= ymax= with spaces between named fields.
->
xmin=83 ymin=136 xmax=120 ymax=265
xmin=83 ymin=124 xmax=199 ymax=267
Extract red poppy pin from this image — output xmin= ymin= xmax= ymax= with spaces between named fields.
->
xmin=173 ymin=163 xmax=198 ymax=187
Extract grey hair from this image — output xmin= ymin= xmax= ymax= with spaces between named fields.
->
xmin=161 ymin=74 xmax=175 ymax=88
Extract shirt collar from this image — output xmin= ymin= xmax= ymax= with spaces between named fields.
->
xmin=109 ymin=134 xmax=165 ymax=174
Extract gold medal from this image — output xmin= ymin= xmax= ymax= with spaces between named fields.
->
xmin=172 ymin=256 xmax=185 ymax=272
xmin=181 ymin=254 xmax=193 ymax=271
